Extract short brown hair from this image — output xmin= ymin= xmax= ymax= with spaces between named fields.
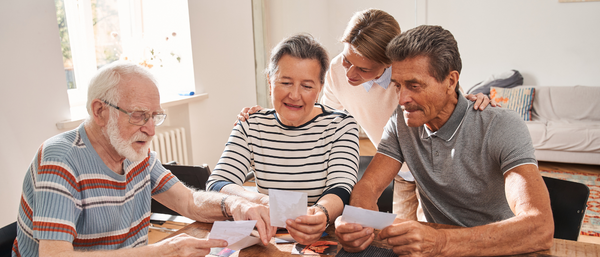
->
xmin=341 ymin=9 xmax=400 ymax=65
xmin=386 ymin=25 xmax=462 ymax=92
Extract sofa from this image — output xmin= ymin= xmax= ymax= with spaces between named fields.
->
xmin=525 ymin=85 xmax=600 ymax=165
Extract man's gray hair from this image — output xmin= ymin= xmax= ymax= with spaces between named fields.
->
xmin=86 ymin=61 xmax=158 ymax=116
xmin=266 ymin=34 xmax=329 ymax=84
xmin=386 ymin=25 xmax=462 ymax=92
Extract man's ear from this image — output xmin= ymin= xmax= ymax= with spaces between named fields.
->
xmin=90 ymin=99 xmax=109 ymax=127
xmin=446 ymin=70 xmax=460 ymax=95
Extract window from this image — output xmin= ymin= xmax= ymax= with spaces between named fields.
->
xmin=55 ymin=0 xmax=196 ymax=114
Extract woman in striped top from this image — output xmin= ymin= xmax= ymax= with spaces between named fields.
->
xmin=206 ymin=34 xmax=359 ymax=245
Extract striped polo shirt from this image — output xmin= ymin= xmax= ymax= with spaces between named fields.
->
xmin=13 ymin=124 xmax=178 ymax=256
xmin=207 ymin=104 xmax=360 ymax=205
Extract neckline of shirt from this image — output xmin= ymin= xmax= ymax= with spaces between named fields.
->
xmin=361 ymin=66 xmax=392 ymax=92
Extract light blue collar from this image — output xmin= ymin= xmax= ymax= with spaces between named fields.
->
xmin=361 ymin=66 xmax=392 ymax=92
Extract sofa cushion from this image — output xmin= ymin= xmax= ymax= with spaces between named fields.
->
xmin=532 ymin=86 xmax=600 ymax=122
xmin=526 ymin=120 xmax=600 ymax=153
xmin=467 ymin=69 xmax=523 ymax=95
xmin=525 ymin=121 xmax=546 ymax=147
xmin=490 ymin=86 xmax=535 ymax=121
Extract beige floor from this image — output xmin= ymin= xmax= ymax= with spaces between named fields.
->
xmin=359 ymin=138 xmax=600 ymax=245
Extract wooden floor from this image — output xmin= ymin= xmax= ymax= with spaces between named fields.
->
xmin=359 ymin=138 xmax=600 ymax=244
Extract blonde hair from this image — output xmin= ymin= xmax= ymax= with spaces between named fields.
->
xmin=341 ymin=9 xmax=400 ymax=65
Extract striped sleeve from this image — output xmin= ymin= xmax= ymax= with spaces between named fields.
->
xmin=320 ymin=111 xmax=359 ymax=204
xmin=148 ymin=153 xmax=179 ymax=195
xmin=32 ymin=146 xmax=82 ymax=243
xmin=206 ymin=121 xmax=252 ymax=191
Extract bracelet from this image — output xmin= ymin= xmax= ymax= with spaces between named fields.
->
xmin=221 ymin=195 xmax=232 ymax=219
xmin=312 ymin=203 xmax=330 ymax=228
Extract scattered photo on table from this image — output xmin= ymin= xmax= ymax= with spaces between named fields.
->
xmin=208 ymin=247 xmax=236 ymax=257
xmin=292 ymin=241 xmax=338 ymax=255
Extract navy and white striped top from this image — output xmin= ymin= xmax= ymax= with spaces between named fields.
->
xmin=207 ymin=104 xmax=360 ymax=205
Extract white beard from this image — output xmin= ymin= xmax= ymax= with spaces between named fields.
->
xmin=103 ymin=114 xmax=152 ymax=163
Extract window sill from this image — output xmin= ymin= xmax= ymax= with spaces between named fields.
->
xmin=56 ymin=93 xmax=208 ymax=130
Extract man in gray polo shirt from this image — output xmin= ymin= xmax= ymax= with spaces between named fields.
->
xmin=335 ymin=25 xmax=554 ymax=256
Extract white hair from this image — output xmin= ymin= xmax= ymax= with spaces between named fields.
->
xmin=86 ymin=61 xmax=158 ymax=116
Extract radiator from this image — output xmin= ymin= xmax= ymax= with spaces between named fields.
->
xmin=151 ymin=127 xmax=189 ymax=165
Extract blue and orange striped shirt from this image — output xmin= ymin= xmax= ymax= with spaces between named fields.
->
xmin=13 ymin=124 xmax=178 ymax=256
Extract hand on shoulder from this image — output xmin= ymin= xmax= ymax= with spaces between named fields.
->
xmin=465 ymin=93 xmax=500 ymax=111
xmin=234 ymin=105 xmax=264 ymax=126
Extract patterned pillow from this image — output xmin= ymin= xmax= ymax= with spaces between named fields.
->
xmin=490 ymin=86 xmax=535 ymax=121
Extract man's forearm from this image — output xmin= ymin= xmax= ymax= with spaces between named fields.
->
xmin=153 ymin=183 xmax=230 ymax=223
xmin=40 ymin=234 xmax=223 ymax=257
xmin=40 ymin=240 xmax=166 ymax=257
xmin=221 ymin=183 xmax=268 ymax=205
xmin=438 ymin=214 xmax=553 ymax=256
xmin=189 ymin=190 xmax=233 ymax=222
xmin=350 ymin=153 xmax=401 ymax=212
xmin=349 ymin=180 xmax=381 ymax=211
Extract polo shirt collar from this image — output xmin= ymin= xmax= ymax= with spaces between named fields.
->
xmin=362 ymin=66 xmax=392 ymax=92
xmin=423 ymin=93 xmax=469 ymax=141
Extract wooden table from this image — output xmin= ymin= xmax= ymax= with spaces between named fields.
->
xmin=166 ymin=222 xmax=600 ymax=257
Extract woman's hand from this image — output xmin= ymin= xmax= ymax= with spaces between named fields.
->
xmin=234 ymin=105 xmax=264 ymax=125
xmin=285 ymin=206 xmax=328 ymax=245
xmin=465 ymin=92 xmax=500 ymax=110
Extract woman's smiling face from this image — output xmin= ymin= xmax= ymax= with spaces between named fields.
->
xmin=269 ymin=54 xmax=323 ymax=127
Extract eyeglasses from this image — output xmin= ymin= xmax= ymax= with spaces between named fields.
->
xmin=102 ymin=100 xmax=167 ymax=126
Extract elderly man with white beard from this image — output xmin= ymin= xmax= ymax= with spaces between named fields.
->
xmin=13 ymin=61 xmax=273 ymax=257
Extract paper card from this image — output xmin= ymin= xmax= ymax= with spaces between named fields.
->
xmin=207 ymin=236 xmax=261 ymax=257
xmin=291 ymin=241 xmax=338 ymax=255
xmin=208 ymin=220 xmax=257 ymax=246
xmin=226 ymin=235 xmax=261 ymax=251
xmin=269 ymin=189 xmax=308 ymax=228
xmin=340 ymin=205 xmax=396 ymax=230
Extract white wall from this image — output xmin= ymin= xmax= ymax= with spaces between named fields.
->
xmin=186 ymin=1 xmax=257 ymax=169
xmin=0 ymin=0 xmax=71 ymax=228
xmin=263 ymin=0 xmax=600 ymax=90
xmin=426 ymin=0 xmax=600 ymax=89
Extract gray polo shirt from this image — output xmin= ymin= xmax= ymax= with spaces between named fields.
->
xmin=378 ymin=93 xmax=537 ymax=227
